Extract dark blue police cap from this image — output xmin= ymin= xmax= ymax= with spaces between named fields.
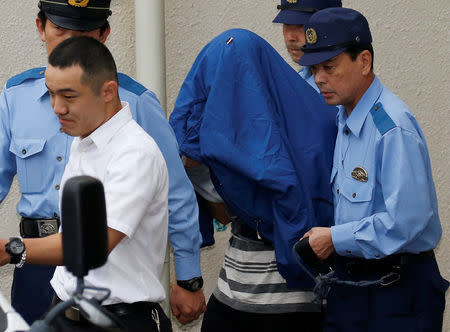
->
xmin=273 ymin=0 xmax=342 ymax=25
xmin=299 ymin=7 xmax=372 ymax=66
xmin=38 ymin=0 xmax=111 ymax=31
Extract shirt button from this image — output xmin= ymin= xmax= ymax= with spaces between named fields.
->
xmin=53 ymin=212 xmax=58 ymax=218
xmin=352 ymin=193 xmax=357 ymax=198
xmin=55 ymin=185 xmax=60 ymax=190
xmin=375 ymin=254 xmax=380 ymax=258
xmin=22 ymin=149 xmax=27 ymax=155
xmin=344 ymin=129 xmax=349 ymax=135
xmin=341 ymin=159 xmax=344 ymax=165
xmin=57 ymin=156 xmax=62 ymax=161
xmin=346 ymin=250 xmax=352 ymax=254
xmin=337 ymin=189 xmax=340 ymax=194
xmin=374 ymin=105 xmax=379 ymax=111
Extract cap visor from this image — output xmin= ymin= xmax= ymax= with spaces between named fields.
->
xmin=298 ymin=48 xmax=345 ymax=66
xmin=273 ymin=10 xmax=312 ymax=25
xmin=47 ymin=13 xmax=104 ymax=31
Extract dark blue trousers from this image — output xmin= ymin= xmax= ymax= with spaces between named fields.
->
xmin=324 ymin=256 xmax=448 ymax=332
xmin=11 ymin=264 xmax=55 ymax=325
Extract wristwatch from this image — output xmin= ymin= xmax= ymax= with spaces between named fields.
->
xmin=5 ymin=237 xmax=26 ymax=267
xmin=177 ymin=276 xmax=204 ymax=292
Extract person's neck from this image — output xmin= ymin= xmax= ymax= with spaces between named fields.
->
xmin=103 ymin=98 xmax=123 ymax=123
xmin=345 ymin=72 xmax=375 ymax=117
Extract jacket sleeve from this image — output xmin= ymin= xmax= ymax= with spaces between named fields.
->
xmin=0 ymin=87 xmax=17 ymax=202
xmin=133 ymin=90 xmax=202 ymax=280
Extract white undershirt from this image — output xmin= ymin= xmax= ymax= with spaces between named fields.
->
xmin=51 ymin=102 xmax=169 ymax=304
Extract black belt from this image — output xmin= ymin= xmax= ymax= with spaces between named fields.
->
xmin=338 ymin=250 xmax=435 ymax=276
xmin=231 ymin=218 xmax=273 ymax=247
xmin=20 ymin=217 xmax=60 ymax=238
xmin=53 ymin=296 xmax=159 ymax=322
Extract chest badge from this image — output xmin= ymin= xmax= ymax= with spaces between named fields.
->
xmin=352 ymin=167 xmax=368 ymax=182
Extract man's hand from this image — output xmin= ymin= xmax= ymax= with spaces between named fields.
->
xmin=302 ymin=227 xmax=335 ymax=260
xmin=0 ymin=239 xmax=11 ymax=266
xmin=170 ymin=284 xmax=206 ymax=324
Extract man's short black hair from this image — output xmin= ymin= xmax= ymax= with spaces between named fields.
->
xmin=344 ymin=44 xmax=374 ymax=70
xmin=37 ymin=10 xmax=110 ymax=35
xmin=48 ymin=36 xmax=118 ymax=95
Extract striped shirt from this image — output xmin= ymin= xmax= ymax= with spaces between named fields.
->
xmin=213 ymin=223 xmax=321 ymax=313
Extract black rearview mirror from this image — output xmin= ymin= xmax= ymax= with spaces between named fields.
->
xmin=61 ymin=175 xmax=108 ymax=278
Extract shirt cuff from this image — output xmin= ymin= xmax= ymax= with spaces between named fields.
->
xmin=331 ymin=222 xmax=362 ymax=257
xmin=174 ymin=253 xmax=202 ymax=280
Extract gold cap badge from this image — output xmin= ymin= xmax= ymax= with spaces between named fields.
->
xmin=306 ymin=28 xmax=318 ymax=44
xmin=68 ymin=0 xmax=90 ymax=7
xmin=352 ymin=167 xmax=368 ymax=182
xmin=287 ymin=0 xmax=298 ymax=3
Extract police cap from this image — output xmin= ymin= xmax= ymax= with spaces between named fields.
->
xmin=273 ymin=0 xmax=342 ymax=25
xmin=38 ymin=0 xmax=112 ymax=31
xmin=299 ymin=7 xmax=372 ymax=66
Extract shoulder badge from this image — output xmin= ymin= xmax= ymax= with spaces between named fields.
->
xmin=370 ymin=102 xmax=396 ymax=135
xmin=6 ymin=67 xmax=46 ymax=89
xmin=306 ymin=28 xmax=318 ymax=44
xmin=352 ymin=167 xmax=368 ymax=182
xmin=117 ymin=73 xmax=147 ymax=96
xmin=68 ymin=0 xmax=90 ymax=7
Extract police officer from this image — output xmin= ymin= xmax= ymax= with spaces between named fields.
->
xmin=272 ymin=0 xmax=342 ymax=88
xmin=299 ymin=7 xmax=449 ymax=331
xmin=0 ymin=0 xmax=205 ymax=324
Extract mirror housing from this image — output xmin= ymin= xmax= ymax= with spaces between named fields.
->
xmin=61 ymin=176 xmax=108 ymax=278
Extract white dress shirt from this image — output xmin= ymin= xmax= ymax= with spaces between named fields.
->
xmin=51 ymin=102 xmax=169 ymax=304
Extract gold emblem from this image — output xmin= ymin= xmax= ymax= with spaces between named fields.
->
xmin=306 ymin=28 xmax=318 ymax=44
xmin=352 ymin=167 xmax=368 ymax=182
xmin=287 ymin=0 xmax=298 ymax=3
xmin=68 ymin=0 xmax=90 ymax=7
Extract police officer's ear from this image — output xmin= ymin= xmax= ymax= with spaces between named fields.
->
xmin=100 ymin=80 xmax=118 ymax=103
xmin=98 ymin=25 xmax=111 ymax=44
xmin=359 ymin=50 xmax=373 ymax=76
xmin=36 ymin=17 xmax=47 ymax=43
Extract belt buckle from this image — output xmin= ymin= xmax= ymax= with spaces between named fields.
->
xmin=380 ymin=272 xmax=401 ymax=287
xmin=37 ymin=219 xmax=59 ymax=237
xmin=65 ymin=306 xmax=81 ymax=321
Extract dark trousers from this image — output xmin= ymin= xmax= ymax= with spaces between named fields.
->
xmin=11 ymin=264 xmax=55 ymax=324
xmin=49 ymin=299 xmax=172 ymax=332
xmin=324 ymin=257 xmax=449 ymax=332
xmin=201 ymin=294 xmax=323 ymax=332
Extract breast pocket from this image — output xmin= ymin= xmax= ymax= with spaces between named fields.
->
xmin=340 ymin=177 xmax=373 ymax=203
xmin=10 ymin=138 xmax=47 ymax=193
xmin=339 ymin=177 xmax=374 ymax=221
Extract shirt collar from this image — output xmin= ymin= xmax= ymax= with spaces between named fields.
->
xmin=337 ymin=75 xmax=383 ymax=137
xmin=299 ymin=66 xmax=313 ymax=80
xmin=77 ymin=101 xmax=132 ymax=150
xmin=38 ymin=70 xmax=50 ymax=100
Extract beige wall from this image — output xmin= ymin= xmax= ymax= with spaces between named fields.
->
xmin=0 ymin=1 xmax=448 ymax=331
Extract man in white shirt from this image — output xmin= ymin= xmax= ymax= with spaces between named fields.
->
xmin=0 ymin=36 xmax=171 ymax=331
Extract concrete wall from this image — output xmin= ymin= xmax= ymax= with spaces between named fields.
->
xmin=0 ymin=1 xmax=448 ymax=331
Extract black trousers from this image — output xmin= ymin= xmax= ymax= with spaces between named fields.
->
xmin=201 ymin=294 xmax=323 ymax=332
xmin=49 ymin=299 xmax=172 ymax=332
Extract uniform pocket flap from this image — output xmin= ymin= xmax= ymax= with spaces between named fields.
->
xmin=340 ymin=177 xmax=373 ymax=202
xmin=10 ymin=138 xmax=46 ymax=159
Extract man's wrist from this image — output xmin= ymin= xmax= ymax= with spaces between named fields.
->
xmin=177 ymin=276 xmax=204 ymax=292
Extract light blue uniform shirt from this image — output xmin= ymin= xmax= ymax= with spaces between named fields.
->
xmin=330 ymin=76 xmax=441 ymax=258
xmin=298 ymin=66 xmax=319 ymax=92
xmin=0 ymin=68 xmax=201 ymax=279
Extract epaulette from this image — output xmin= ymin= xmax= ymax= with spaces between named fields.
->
xmin=6 ymin=67 xmax=46 ymax=89
xmin=117 ymin=73 xmax=147 ymax=96
xmin=370 ymin=102 xmax=396 ymax=135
